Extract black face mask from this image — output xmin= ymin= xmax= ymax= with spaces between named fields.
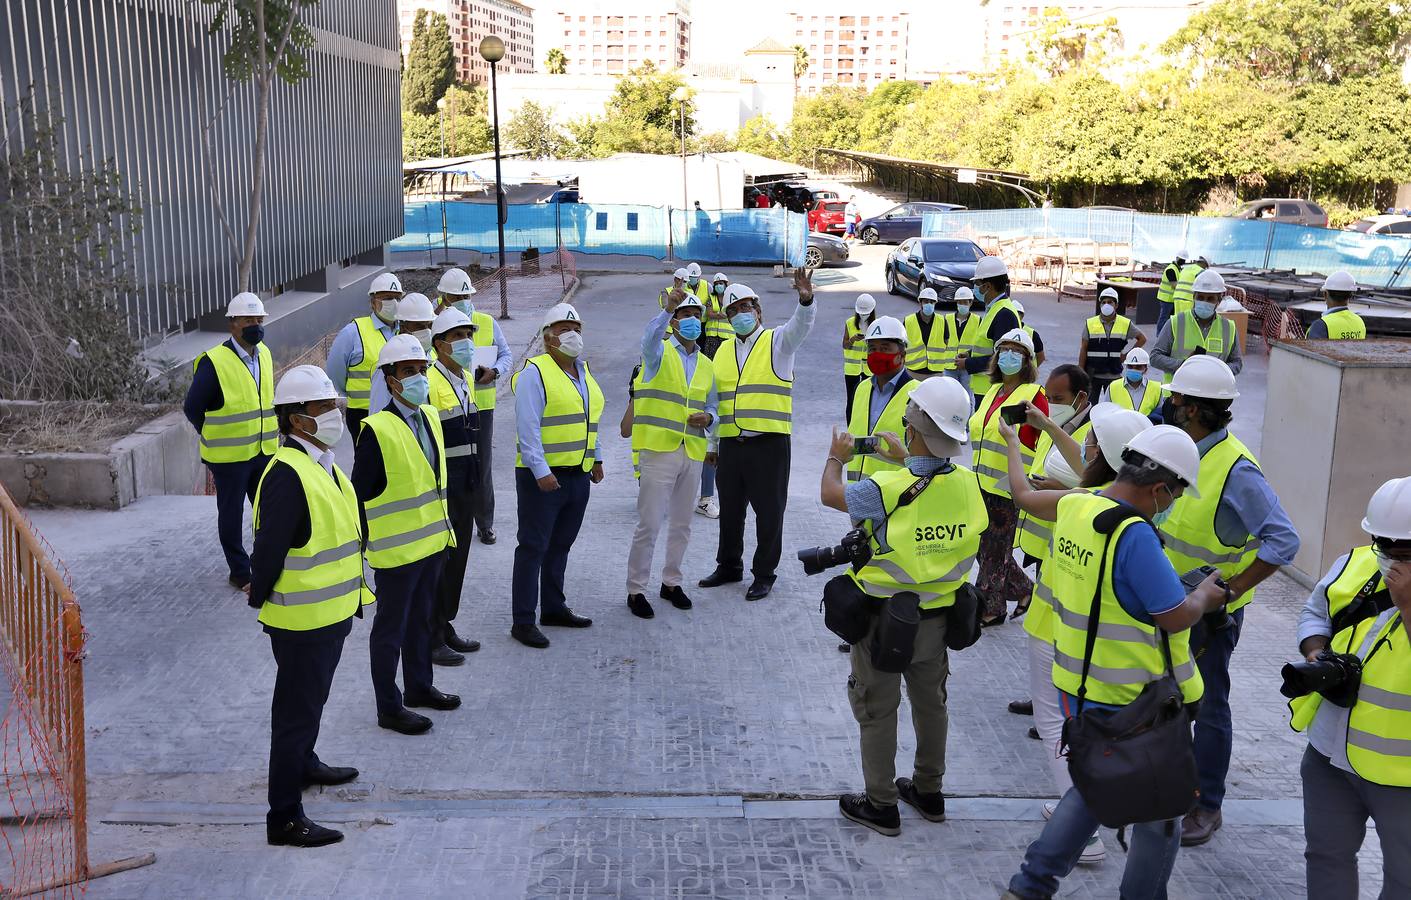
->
xmin=242 ymin=324 xmax=265 ymax=346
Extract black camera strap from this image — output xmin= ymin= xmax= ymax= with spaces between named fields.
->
xmin=894 ymin=471 xmax=940 ymax=510
xmin=1329 ymin=570 xmax=1392 ymax=637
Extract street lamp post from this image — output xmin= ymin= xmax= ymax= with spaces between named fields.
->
xmin=479 ymin=35 xmax=510 ymax=319
xmin=436 ymin=96 xmax=449 ymax=265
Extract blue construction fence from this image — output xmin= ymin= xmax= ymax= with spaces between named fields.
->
xmin=920 ymin=208 xmax=1411 ymax=288
xmin=393 ymin=201 xmax=808 ymax=268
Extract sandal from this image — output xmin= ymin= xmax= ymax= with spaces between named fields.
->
xmin=1009 ymin=598 xmax=1031 ymax=620
xmin=980 ymin=614 xmax=1007 ymax=628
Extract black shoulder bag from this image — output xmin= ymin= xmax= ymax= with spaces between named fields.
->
xmin=1060 ymin=510 xmax=1199 ymax=830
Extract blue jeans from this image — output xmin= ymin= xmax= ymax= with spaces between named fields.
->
xmin=512 ymin=467 xmax=590 ymax=625
xmin=699 ymin=459 xmax=716 ymax=499
xmin=1155 ymin=302 xmax=1173 ymax=334
xmin=1191 ymin=606 xmax=1244 ymax=811
xmin=1008 ymin=788 xmax=1181 ymax=900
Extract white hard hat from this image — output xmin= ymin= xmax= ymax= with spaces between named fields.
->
xmin=1013 ymin=300 xmax=1026 ymax=316
xmin=1124 ymin=347 xmax=1150 ymax=366
xmin=675 ymin=293 xmax=705 ymax=311
xmin=996 ymin=327 xmax=1034 ymax=357
xmin=396 ymin=292 xmax=436 ymax=323
xmin=973 ymin=256 xmax=1008 ymax=280
xmin=1176 ymin=246 xmax=1190 ymax=260
xmin=907 ymin=376 xmax=972 ymax=443
xmin=854 ymin=294 xmax=877 ymax=315
xmin=1099 ymin=287 xmax=1119 ymax=302
xmin=1192 ymin=269 xmax=1226 ymax=294
xmin=1323 ymin=271 xmax=1357 ymax=293
xmin=711 ymin=272 xmax=729 ymax=283
xmin=673 ymin=267 xmax=689 ymax=281
xmin=1089 ymin=403 xmax=1154 ymax=473
xmin=1043 ymin=445 xmax=1082 ymax=489
xmin=376 ymin=333 xmax=428 ymax=368
xmin=917 ymin=287 xmax=939 ymax=303
xmin=1362 ymin=477 xmax=1411 ymax=539
xmin=432 ymin=307 xmax=474 ymax=338
xmin=864 ymin=316 xmax=907 ymax=343
xmin=436 ymin=267 xmax=476 ymax=296
xmin=1122 ymin=424 xmax=1201 ymax=497
xmin=273 ymin=364 xmax=339 ymax=406
xmin=953 ymin=286 xmax=974 ymax=302
xmin=1163 ymin=355 xmax=1239 ymax=400
xmin=685 ymin=262 xmax=702 ymax=278
xmin=225 ymin=292 xmax=266 ymax=317
xmin=542 ymin=302 xmax=581 ymax=331
xmin=723 ymin=284 xmax=759 ymax=308
xmin=368 ymin=272 xmax=403 ymax=295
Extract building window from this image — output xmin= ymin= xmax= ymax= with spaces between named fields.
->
xmin=626 ymin=212 xmax=639 ymax=231
xmin=596 ymin=213 xmax=609 ymax=231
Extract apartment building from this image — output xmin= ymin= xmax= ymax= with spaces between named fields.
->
xmin=543 ymin=0 xmax=691 ymax=75
xmin=787 ymin=10 xmax=911 ymax=94
xmin=399 ymin=0 xmax=535 ymax=83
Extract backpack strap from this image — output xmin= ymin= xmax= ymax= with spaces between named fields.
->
xmin=1074 ymin=506 xmax=1144 ymax=717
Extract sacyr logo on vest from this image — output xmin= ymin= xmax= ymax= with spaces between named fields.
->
xmin=1056 ymin=536 xmax=1093 ymax=567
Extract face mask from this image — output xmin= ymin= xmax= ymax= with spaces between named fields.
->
xmin=1377 ymin=555 xmax=1397 ymax=579
xmin=675 ymin=316 xmax=703 ymax=341
xmin=1124 ymin=368 xmax=1144 ymax=384
xmin=1151 ymin=484 xmax=1176 ymax=527
xmin=554 ymin=330 xmax=584 ymax=358
xmin=921 ymin=302 xmax=936 ymax=317
xmin=406 ymin=328 xmax=433 ymax=353
xmin=997 ymin=349 xmax=1023 ymax=375
xmin=731 ymin=311 xmax=757 ymax=336
xmin=396 ymin=373 xmax=430 ymax=407
xmin=867 ymin=351 xmax=900 ymax=376
xmin=241 ymin=324 xmax=265 ymax=346
xmin=688 ymin=276 xmax=700 ymax=287
xmin=713 ymin=283 xmax=726 ymax=295
xmin=1100 ymin=303 xmax=1115 ymax=317
xmin=955 ymin=307 xmax=970 ymax=322
xmin=1049 ymin=403 xmax=1076 ymax=427
xmin=452 ymin=299 xmax=474 ymax=316
xmin=450 ymin=338 xmax=475 ymax=369
xmin=376 ymin=299 xmax=398 ymax=323
xmin=303 ymin=408 xmax=345 ymax=447
xmin=1193 ymin=300 xmax=1217 ymax=320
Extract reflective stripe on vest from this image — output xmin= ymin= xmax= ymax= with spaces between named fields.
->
xmin=967 ymin=382 xmax=1041 ymax=497
xmin=196 ymin=343 xmax=277 ymax=463
xmin=512 ymin=355 xmax=605 ymax=471
xmin=704 ymin=291 xmax=733 ymax=341
xmin=253 ymin=447 xmax=369 ymax=630
xmin=1171 ymin=264 xmax=1202 ymax=317
xmin=428 ymin=362 xmax=478 ymax=461
xmin=1085 ymin=316 xmax=1130 ymax=375
xmin=848 ymin=466 xmax=988 ymax=610
xmin=968 ymin=297 xmax=1018 ymax=398
xmin=360 ymin=409 xmax=452 ymax=568
xmin=1158 ymin=431 xmax=1261 ymax=612
xmin=1166 ymin=312 xmax=1236 ymax=383
xmin=631 ymin=341 xmax=714 ymax=463
xmin=843 ymin=316 xmax=869 ymax=376
xmin=1014 ymin=423 xmax=1093 ymax=561
xmin=904 ymin=314 xmax=954 ymax=373
xmin=846 ymin=376 xmax=918 ymax=482
xmin=1048 ymin=493 xmax=1204 ymax=706
xmin=1320 ymin=308 xmax=1367 ymax=341
xmin=347 ymin=316 xmax=390 ymax=410
xmin=1156 ymin=263 xmax=1180 ymax=307
xmin=1287 ymin=546 xmax=1386 ymax=731
xmin=714 ymin=330 xmax=792 ymax=437
xmin=469 ymin=311 xmax=500 ymax=410
xmin=1109 ymin=379 xmax=1162 ymax=415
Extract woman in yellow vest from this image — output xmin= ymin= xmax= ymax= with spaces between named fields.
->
xmin=1103 ymin=347 xmax=1163 ymax=418
xmin=845 ymin=316 xmax=917 ymax=484
xmin=969 ymin=328 xmax=1048 ymax=626
xmin=352 ymin=334 xmax=458 ymax=737
xmin=701 ymin=272 xmax=734 ymax=358
xmin=1305 ymin=270 xmax=1368 ymax=340
xmin=510 ymin=303 xmax=604 ymax=649
xmin=842 ymin=294 xmax=876 ymax=422
xmin=251 ymin=365 xmax=369 ymax=848
xmin=1290 ymin=476 xmax=1411 ymax=899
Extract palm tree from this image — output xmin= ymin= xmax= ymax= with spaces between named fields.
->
xmin=545 ymin=48 xmax=568 ymax=75
xmin=792 ymin=44 xmax=809 ymax=96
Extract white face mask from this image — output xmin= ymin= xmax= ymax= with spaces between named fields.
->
xmin=376 ymin=299 xmax=398 ymax=323
xmin=407 ymin=328 xmax=433 ymax=352
xmin=452 ymin=298 xmax=474 ymax=316
xmin=1100 ymin=303 xmax=1115 ymax=317
xmin=1049 ymin=403 xmax=1077 ymax=427
xmin=555 ymin=330 xmax=584 ymax=358
xmin=304 ymin=408 xmax=345 ymax=448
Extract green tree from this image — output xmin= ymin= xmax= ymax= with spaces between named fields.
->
xmin=735 ymin=115 xmax=791 ymax=160
xmin=1025 ymin=7 xmax=1123 ymax=78
xmin=572 ymin=63 xmax=695 ymax=156
xmin=857 ymin=80 xmax=924 ymax=152
xmin=787 ymin=86 xmax=865 ymax=166
xmin=506 ymin=100 xmax=570 ymax=158
xmin=792 ymin=44 xmax=809 ymax=95
xmin=403 ymin=9 xmax=454 ymax=115
xmin=1164 ymin=0 xmax=1411 ymax=85
xmin=545 ymin=47 xmax=568 ymax=74
xmin=691 ymin=131 xmax=735 ymax=153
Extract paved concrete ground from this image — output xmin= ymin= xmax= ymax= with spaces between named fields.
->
xmin=29 ymin=245 xmax=1383 ymax=897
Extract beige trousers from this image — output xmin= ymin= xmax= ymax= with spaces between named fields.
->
xmin=626 ymin=447 xmax=702 ymax=595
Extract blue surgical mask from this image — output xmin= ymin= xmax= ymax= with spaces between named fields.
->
xmin=688 ymin=276 xmax=700 ymax=287
xmin=1193 ymin=300 xmax=1217 ymax=320
xmin=997 ymin=349 xmax=1023 ymax=375
xmin=453 ymin=299 xmax=474 ymax=316
xmin=955 ymin=307 xmax=970 ymax=321
xmin=712 ymin=283 xmax=726 ymax=295
xmin=675 ymin=316 xmax=702 ymax=341
xmin=450 ymin=338 xmax=475 ymax=369
xmin=730 ymin=311 xmax=757 ymax=336
xmin=921 ymin=302 xmax=935 ymax=317
xmin=397 ymin=373 xmax=430 ymax=406
xmin=1124 ymin=368 xmax=1144 ymax=384
xmin=1152 ymin=484 xmax=1176 ymax=526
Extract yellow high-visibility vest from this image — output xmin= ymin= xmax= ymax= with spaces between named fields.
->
xmin=512 ymin=354 xmax=605 ymax=472
xmin=1171 ymin=263 xmax=1203 ymax=318
xmin=1320 ymin=308 xmax=1367 ymax=340
xmin=1108 ymin=379 xmax=1162 ymax=415
xmin=904 ymin=313 xmax=954 ymax=374
xmin=631 ymin=342 xmax=714 ymax=469
xmin=968 ymin=381 xmax=1041 ymax=498
xmin=846 ymin=375 xmax=918 ymax=482
xmin=1085 ymin=315 xmax=1131 ymax=376
xmin=195 ymin=342 xmax=277 ymax=464
xmin=1014 ymin=422 xmax=1093 ymax=562
xmin=843 ymin=315 xmax=870 ymax=376
xmin=1165 ymin=312 xmax=1237 ymax=383
xmin=428 ymin=362 xmax=477 ymax=462
xmin=968 ymin=296 xmax=1020 ymax=398
xmin=359 ymin=408 xmax=452 ymax=569
xmin=715 ymin=331 xmax=792 ymax=438
xmin=345 ymin=316 xmax=390 ymax=411
xmin=467 ymin=311 xmax=501 ymax=410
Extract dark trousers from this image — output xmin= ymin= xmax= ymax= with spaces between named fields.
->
xmin=344 ymin=407 xmax=368 ymax=443
xmin=436 ymin=487 xmax=475 ymax=644
xmin=469 ymin=412 xmax=496 ymax=533
xmin=1190 ymin=606 xmax=1244 ymax=811
xmin=369 ymin=554 xmax=443 ymax=715
xmin=844 ymin=373 xmax=862 ymax=422
xmin=1301 ymin=745 xmax=1411 ymax=900
xmin=700 ymin=335 xmax=723 ymax=359
xmin=512 ymin=467 xmax=590 ymax=625
xmin=1087 ymin=373 xmax=1118 ymax=400
xmin=267 ymin=618 xmax=351 ymax=827
xmin=208 ymin=455 xmax=270 ymax=581
xmin=715 ymin=433 xmax=790 ymax=580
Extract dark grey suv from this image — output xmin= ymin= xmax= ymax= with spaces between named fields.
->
xmin=1228 ymin=198 xmax=1328 ymax=228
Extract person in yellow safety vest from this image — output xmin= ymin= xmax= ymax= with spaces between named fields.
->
xmin=1306 ymin=270 xmax=1368 ymax=340
xmin=682 ymin=262 xmax=711 ymax=304
xmin=904 ymin=288 xmax=954 ymax=379
xmin=510 ymin=303 xmax=604 ymax=649
xmin=969 ymin=328 xmax=1048 ymax=626
xmin=944 ymin=286 xmax=984 ymax=399
xmin=1159 ymin=251 xmax=1207 ymax=332
xmin=1291 ymin=477 xmax=1411 ymax=899
xmin=958 ymin=255 xmax=1023 ymax=400
xmin=426 ymin=308 xmax=483 ymax=666
xmin=1011 ymin=299 xmax=1047 ymax=368
xmin=1158 ymin=354 xmax=1301 ymax=847
xmin=366 ymin=292 xmax=439 ymax=415
xmin=1154 ymin=247 xmax=1187 ymax=332
xmin=1150 ymin=266 xmax=1243 ymax=431
xmin=625 ymin=288 xmax=718 ymax=619
xmin=698 ymin=270 xmax=817 ymax=602
xmin=658 ymin=267 xmax=689 ymax=310
xmin=251 ymin=365 xmax=368 ymax=848
xmin=183 ymin=292 xmax=278 ymax=592
xmin=846 ymin=316 xmax=918 ymax=484
xmin=351 ymin=333 xmax=458 ymax=736
xmin=326 ymin=271 xmax=401 ymax=434
xmin=1104 ymin=347 xmax=1163 ymax=419
xmin=1000 ymin=422 xmax=1229 ymax=900
xmin=819 ymin=376 xmax=987 ymax=836
xmin=1080 ymin=287 xmax=1147 ymax=399
xmin=842 ymin=294 xmax=877 ymax=422
xmin=701 ymin=272 xmax=733 ymax=358
xmin=434 ymin=267 xmax=512 ymax=545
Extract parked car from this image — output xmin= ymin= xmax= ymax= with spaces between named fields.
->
xmin=809 ymin=189 xmax=841 ymax=203
xmin=805 ymin=231 xmax=849 ymax=269
xmin=1227 ymin=198 xmax=1328 ymax=228
xmin=542 ymin=189 xmax=579 ymax=204
xmin=884 ymin=238 xmax=985 ymax=298
xmin=857 ymin=202 xmax=967 ymax=244
xmin=808 ymin=200 xmax=850 ymax=234
xmin=1342 ymin=215 xmax=1411 ymax=268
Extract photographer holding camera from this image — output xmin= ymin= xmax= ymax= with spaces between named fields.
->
xmin=1290 ymin=476 xmax=1411 ymax=900
xmin=815 ymin=377 xmax=987 ymax=837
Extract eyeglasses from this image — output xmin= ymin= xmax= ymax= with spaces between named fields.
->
xmin=1372 ymin=541 xmax=1411 ymax=563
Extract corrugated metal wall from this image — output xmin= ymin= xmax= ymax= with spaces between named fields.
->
xmin=0 ymin=0 xmax=403 ymax=339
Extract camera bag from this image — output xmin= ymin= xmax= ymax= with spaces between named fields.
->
xmin=870 ymin=591 xmax=921 ymax=673
xmin=821 ymin=574 xmax=874 ymax=644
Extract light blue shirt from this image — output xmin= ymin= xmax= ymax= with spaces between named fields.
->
xmin=514 ymin=356 xmax=599 ymax=480
xmin=326 ymin=316 xmax=394 ymax=397
xmin=864 ymin=369 xmax=907 ymax=433
xmin=231 ymin=339 xmax=260 ymax=382
xmin=1195 ymin=429 xmax=1301 ymax=567
xmin=1298 ymin=550 xmax=1351 ymax=645
xmin=639 ymin=308 xmax=719 ymax=426
xmin=844 ymin=455 xmax=954 ymax=524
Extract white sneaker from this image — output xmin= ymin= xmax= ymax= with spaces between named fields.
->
xmin=696 ymin=497 xmax=720 ymax=519
xmin=1042 ymin=800 xmax=1057 ymax=820
xmin=1078 ymin=833 xmax=1106 ymax=864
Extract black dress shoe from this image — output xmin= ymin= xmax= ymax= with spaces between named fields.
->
xmin=511 ymin=624 xmax=550 ymax=648
xmin=896 ymin=778 xmax=947 ymax=822
xmin=660 ymin=584 xmax=692 ymax=610
xmin=541 ymin=608 xmax=592 ymax=628
xmin=267 ymin=816 xmax=344 ymax=848
xmin=228 ymin=573 xmax=251 ymax=590
xmin=431 ymin=644 xmax=466 ymax=667
xmin=1027 ymin=726 xmax=1041 ymax=740
xmin=698 ymin=567 xmax=743 ymax=588
xmin=303 ymin=762 xmax=358 ymax=788
xmin=745 ymin=578 xmax=775 ymax=601
xmin=377 ymin=708 xmax=433 ymax=735
xmin=1008 ymin=699 xmax=1033 ymax=716
xmin=404 ymin=688 xmax=461 ymax=711
xmin=838 ymin=643 xmax=851 ymax=653
xmin=478 ymin=529 xmax=497 ymax=545
xmin=445 ymin=630 xmax=481 ymax=654
xmin=627 ymin=593 xmax=655 ymax=619
xmin=838 ymin=792 xmax=901 ymax=836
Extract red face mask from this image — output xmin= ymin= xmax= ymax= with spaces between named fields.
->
xmin=867 ymin=351 xmax=901 ymax=376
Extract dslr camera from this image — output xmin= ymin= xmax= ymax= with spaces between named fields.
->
xmin=1280 ymin=650 xmax=1363 ymax=708
xmin=798 ymin=528 xmax=872 ymax=576
xmin=1180 ymin=565 xmax=1235 ymax=634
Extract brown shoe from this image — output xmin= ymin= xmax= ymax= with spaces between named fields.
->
xmin=1180 ymin=807 xmax=1222 ymax=846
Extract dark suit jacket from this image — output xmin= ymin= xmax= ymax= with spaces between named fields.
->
xmin=351 ymin=401 xmax=444 ymax=534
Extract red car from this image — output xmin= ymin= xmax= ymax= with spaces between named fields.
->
xmin=808 ymin=200 xmax=851 ymax=235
